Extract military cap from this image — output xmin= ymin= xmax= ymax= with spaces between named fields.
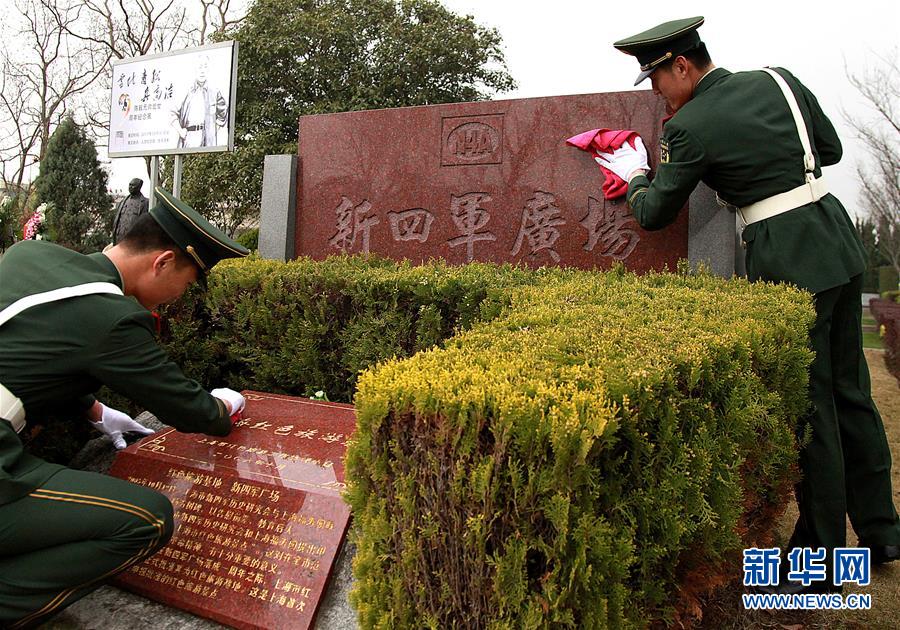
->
xmin=614 ymin=16 xmax=705 ymax=85
xmin=149 ymin=187 xmax=249 ymax=283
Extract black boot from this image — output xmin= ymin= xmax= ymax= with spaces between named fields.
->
xmin=859 ymin=541 xmax=900 ymax=566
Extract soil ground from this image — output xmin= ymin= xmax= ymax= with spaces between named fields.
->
xmin=700 ymin=349 xmax=900 ymax=629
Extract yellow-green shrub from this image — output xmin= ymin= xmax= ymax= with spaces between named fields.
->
xmin=346 ymin=266 xmax=813 ymax=628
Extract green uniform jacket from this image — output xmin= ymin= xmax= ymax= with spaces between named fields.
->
xmin=0 ymin=240 xmax=231 ymax=504
xmin=627 ymin=67 xmax=866 ymax=295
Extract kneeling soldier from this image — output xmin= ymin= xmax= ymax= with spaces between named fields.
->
xmin=0 ymin=188 xmax=249 ymax=627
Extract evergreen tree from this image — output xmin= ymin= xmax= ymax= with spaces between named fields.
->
xmin=856 ymin=217 xmax=884 ymax=292
xmin=35 ymin=116 xmax=113 ymax=253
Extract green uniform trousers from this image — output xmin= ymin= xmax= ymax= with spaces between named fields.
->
xmin=0 ymin=466 xmax=174 ymax=628
xmin=789 ymin=274 xmax=900 ymax=554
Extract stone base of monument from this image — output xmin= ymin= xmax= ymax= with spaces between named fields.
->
xmin=38 ymin=395 xmax=359 ymax=630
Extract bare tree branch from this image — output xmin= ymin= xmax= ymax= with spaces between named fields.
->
xmin=843 ymin=50 xmax=900 ymax=280
xmin=1 ymin=0 xmax=248 ymax=232
xmin=0 ymin=0 xmax=105 ymax=219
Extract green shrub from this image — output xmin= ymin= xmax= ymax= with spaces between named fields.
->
xmin=870 ymin=298 xmax=900 ymax=384
xmin=131 ymin=255 xmax=810 ymax=626
xmin=158 ymin=255 xmax=533 ymax=401
xmin=346 ymin=267 xmax=812 ymax=628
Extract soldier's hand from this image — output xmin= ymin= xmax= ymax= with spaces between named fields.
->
xmin=594 ymin=136 xmax=650 ymax=182
xmin=93 ymin=404 xmax=154 ymax=449
xmin=211 ymin=387 xmax=246 ymax=419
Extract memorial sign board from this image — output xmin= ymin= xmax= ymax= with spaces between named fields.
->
xmin=107 ymin=40 xmax=238 ymax=157
xmin=294 ymin=91 xmax=685 ymax=272
xmin=108 ymin=392 xmax=355 ymax=630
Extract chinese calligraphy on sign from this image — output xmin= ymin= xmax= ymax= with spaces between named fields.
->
xmin=327 ymin=191 xmax=641 ymax=265
xmin=108 ymin=41 xmax=236 ymax=157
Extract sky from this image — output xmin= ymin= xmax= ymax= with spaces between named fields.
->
xmin=109 ymin=0 xmax=899 ymax=217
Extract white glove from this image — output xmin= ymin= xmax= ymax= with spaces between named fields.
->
xmin=594 ymin=137 xmax=650 ymax=182
xmin=211 ymin=388 xmax=245 ymax=416
xmin=93 ymin=403 xmax=154 ymax=450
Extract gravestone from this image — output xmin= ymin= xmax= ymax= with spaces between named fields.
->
xmin=108 ymin=392 xmax=355 ymax=630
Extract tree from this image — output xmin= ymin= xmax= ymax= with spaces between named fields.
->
xmin=0 ymin=195 xmax=17 ymax=251
xmin=844 ymin=51 xmax=900 ymax=279
xmin=34 ymin=115 xmax=113 ymax=252
xmin=856 ymin=216 xmax=889 ymax=291
xmin=0 ymin=0 xmax=107 ymax=225
xmin=179 ymin=0 xmax=517 ymax=235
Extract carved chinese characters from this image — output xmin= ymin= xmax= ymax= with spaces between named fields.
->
xmin=581 ymin=196 xmax=640 ymax=260
xmin=295 ymin=92 xmax=687 ymax=271
xmin=448 ymin=192 xmax=496 ymax=262
xmin=512 ymin=191 xmax=565 ymax=263
xmin=108 ymin=392 xmax=355 ymax=630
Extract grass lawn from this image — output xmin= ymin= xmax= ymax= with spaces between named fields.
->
xmin=700 ymin=349 xmax=900 ymax=629
xmin=864 ymin=331 xmax=885 ymax=350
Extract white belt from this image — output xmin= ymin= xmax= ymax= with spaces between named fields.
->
xmin=737 ymin=176 xmax=828 ymax=225
xmin=0 ymin=383 xmax=25 ymax=433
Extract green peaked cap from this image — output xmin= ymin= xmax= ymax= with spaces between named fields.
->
xmin=614 ymin=16 xmax=705 ymax=85
xmin=148 ymin=186 xmax=249 ymax=283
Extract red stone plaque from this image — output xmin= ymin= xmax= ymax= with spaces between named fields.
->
xmin=295 ymin=91 xmax=686 ymax=272
xmin=108 ymin=392 xmax=355 ymax=630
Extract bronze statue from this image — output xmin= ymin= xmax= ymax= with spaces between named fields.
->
xmin=112 ymin=178 xmax=149 ymax=244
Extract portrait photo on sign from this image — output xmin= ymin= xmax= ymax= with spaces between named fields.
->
xmin=107 ymin=41 xmax=236 ymax=158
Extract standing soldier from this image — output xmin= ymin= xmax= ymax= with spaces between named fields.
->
xmin=0 ymin=188 xmax=249 ymax=626
xmin=600 ymin=16 xmax=900 ymax=593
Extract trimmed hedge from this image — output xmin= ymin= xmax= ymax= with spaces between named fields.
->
xmin=345 ymin=266 xmax=813 ymax=628
xmin=157 ymin=255 xmax=532 ymax=402
xmin=152 ymin=256 xmax=812 ymax=627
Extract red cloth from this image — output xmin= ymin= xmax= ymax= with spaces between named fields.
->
xmin=566 ymin=128 xmax=640 ymax=200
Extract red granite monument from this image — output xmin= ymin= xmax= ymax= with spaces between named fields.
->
xmin=108 ymin=392 xmax=355 ymax=630
xmin=294 ymin=90 xmax=683 ymax=271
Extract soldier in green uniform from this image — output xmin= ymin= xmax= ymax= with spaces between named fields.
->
xmin=0 ymin=187 xmax=249 ymax=626
xmin=601 ymin=17 xmax=900 ymax=592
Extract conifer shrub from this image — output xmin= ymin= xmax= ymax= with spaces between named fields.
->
xmin=870 ymin=297 xmax=900 ymax=383
xmin=152 ymin=255 xmax=812 ymax=627
xmin=345 ymin=266 xmax=813 ymax=628
xmin=158 ymin=255 xmax=532 ymax=401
